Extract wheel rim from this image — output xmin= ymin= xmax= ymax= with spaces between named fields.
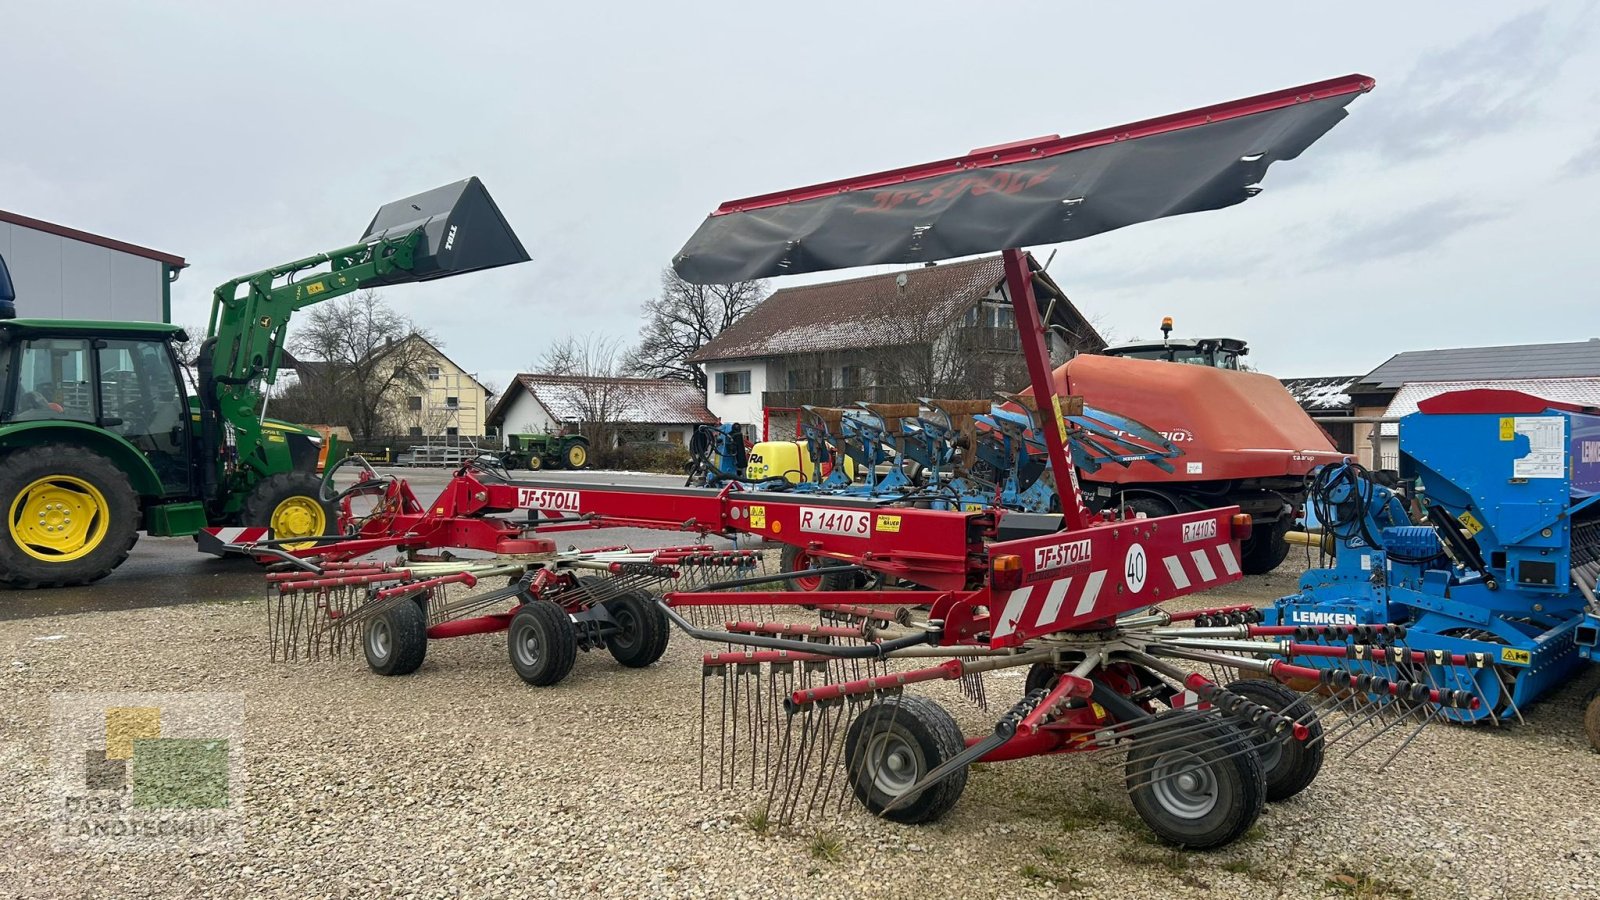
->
xmin=514 ymin=621 xmax=542 ymax=668
xmin=864 ymin=732 xmax=921 ymax=796
xmin=270 ymin=496 xmax=327 ymax=550
xmin=367 ymin=619 xmax=392 ymax=661
xmin=611 ymin=604 xmax=639 ymax=650
xmin=1147 ymin=750 xmax=1219 ymax=819
xmin=7 ymin=475 xmax=110 ymax=563
xmin=1256 ymin=737 xmax=1283 ymax=774
xmin=791 ymin=549 xmax=823 ymax=591
xmin=567 ymin=445 xmax=586 ymax=467
xmin=528 ymin=456 xmax=542 ymax=471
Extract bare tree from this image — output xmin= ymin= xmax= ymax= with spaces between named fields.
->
xmin=276 ymin=290 xmax=440 ymax=440
xmin=626 ymin=268 xmax=767 ymax=389
xmin=547 ymin=335 xmax=629 ymax=453
xmin=172 ymin=324 xmax=208 ymax=393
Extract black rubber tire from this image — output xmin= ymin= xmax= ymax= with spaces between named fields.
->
xmin=1125 ymin=710 xmax=1266 ymax=849
xmin=508 ymin=599 xmax=577 ymax=686
xmin=1584 ymin=685 xmax=1600 ymax=753
xmin=1240 ymin=519 xmax=1292 ymax=575
xmin=0 ymin=444 xmax=140 ymax=588
xmin=843 ymin=695 xmax=968 ymax=824
xmin=780 ymin=544 xmax=854 ymax=592
xmin=1124 ymin=495 xmax=1177 ymax=520
xmin=605 ymin=589 xmax=670 ymax=668
xmin=1025 ymin=662 xmax=1059 ymax=696
xmin=1225 ymin=679 xmax=1324 ymax=801
xmin=241 ymin=472 xmax=338 ymax=544
xmin=563 ymin=440 xmax=589 ymax=470
xmin=363 ymin=598 xmax=428 ymax=676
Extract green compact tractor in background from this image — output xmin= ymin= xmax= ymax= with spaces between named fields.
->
xmin=500 ymin=431 xmax=590 ymax=471
xmin=0 ymin=178 xmax=528 ymax=588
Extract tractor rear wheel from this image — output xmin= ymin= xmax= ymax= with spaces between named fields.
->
xmin=604 ymin=589 xmax=670 ymax=668
xmin=242 ymin=473 xmax=338 ymax=551
xmin=1225 ymin=679 xmax=1323 ymax=801
xmin=1240 ymin=519 xmax=1292 ymax=575
xmin=563 ymin=440 xmax=589 ymax=470
xmin=781 ymin=544 xmax=854 ymax=592
xmin=843 ymin=695 xmax=968 ymax=824
xmin=1125 ymin=710 xmax=1265 ymax=849
xmin=0 ymin=445 xmax=140 ymax=588
xmin=508 ymin=600 xmax=576 ymax=686
xmin=364 ymin=598 xmax=428 ymax=676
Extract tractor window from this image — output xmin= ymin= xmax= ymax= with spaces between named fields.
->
xmin=10 ymin=339 xmax=94 ymax=423
xmin=97 ymin=339 xmax=190 ymax=493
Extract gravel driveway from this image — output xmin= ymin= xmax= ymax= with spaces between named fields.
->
xmin=2 ymin=558 xmax=1597 ymax=899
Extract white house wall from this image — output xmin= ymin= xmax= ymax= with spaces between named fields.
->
xmin=703 ymin=359 xmax=767 ymax=435
xmin=497 ymin=390 xmax=559 ymax=447
xmin=1 ymin=222 xmax=166 ymax=322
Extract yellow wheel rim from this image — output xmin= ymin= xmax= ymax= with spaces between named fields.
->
xmin=8 ymin=475 xmax=111 ymax=563
xmin=270 ymin=496 xmax=327 ymax=550
xmin=568 ymin=445 xmax=587 ymax=467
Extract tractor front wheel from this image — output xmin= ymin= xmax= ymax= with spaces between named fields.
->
xmin=0 ymin=445 xmax=140 ymax=589
xmin=1125 ymin=710 xmax=1265 ymax=849
xmin=242 ymin=473 xmax=338 ymax=551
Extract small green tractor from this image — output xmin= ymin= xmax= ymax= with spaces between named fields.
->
xmin=0 ymin=178 xmax=528 ymax=588
xmin=499 ymin=432 xmax=590 ymax=471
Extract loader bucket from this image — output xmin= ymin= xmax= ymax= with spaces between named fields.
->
xmin=359 ymin=177 xmax=530 ymax=285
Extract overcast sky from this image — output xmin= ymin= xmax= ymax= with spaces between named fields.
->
xmin=5 ymin=1 xmax=1597 ymax=391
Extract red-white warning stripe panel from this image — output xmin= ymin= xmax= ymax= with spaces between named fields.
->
xmin=195 ymin=527 xmax=271 ymax=557
xmin=989 ymin=522 xmax=1242 ymax=645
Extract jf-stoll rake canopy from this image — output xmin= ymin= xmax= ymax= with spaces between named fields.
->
xmin=673 ymin=74 xmax=1373 ymax=284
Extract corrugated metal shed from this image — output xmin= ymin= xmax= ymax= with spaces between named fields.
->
xmin=1379 ymin=377 xmax=1600 ymax=434
xmin=1358 ymin=340 xmax=1600 ymax=390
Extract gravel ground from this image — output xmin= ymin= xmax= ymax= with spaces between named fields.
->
xmin=2 ymin=557 xmax=1598 ymax=900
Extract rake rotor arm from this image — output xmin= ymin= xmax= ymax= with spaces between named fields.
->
xmin=658 ymin=601 xmax=938 ymax=658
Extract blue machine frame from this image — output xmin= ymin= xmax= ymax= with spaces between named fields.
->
xmin=1265 ymin=389 xmax=1600 ymax=725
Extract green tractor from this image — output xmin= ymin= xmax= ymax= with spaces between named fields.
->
xmin=499 ymin=432 xmax=590 ymax=471
xmin=0 ymin=178 xmax=528 ymax=588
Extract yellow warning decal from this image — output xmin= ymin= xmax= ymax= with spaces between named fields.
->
xmin=1500 ymin=647 xmax=1531 ymax=665
xmin=1090 ymin=702 xmax=1107 ymax=720
xmin=875 ymin=514 xmax=902 ymax=533
xmin=962 ymin=503 xmax=984 ymax=512
xmin=748 ymin=505 xmax=766 ymax=529
xmin=1458 ymin=510 xmax=1484 ymax=537
xmin=1499 ymin=417 xmax=1515 ymax=440
xmin=306 ymin=282 xmax=327 ymax=296
xmin=1052 ymin=395 xmax=1069 ymax=442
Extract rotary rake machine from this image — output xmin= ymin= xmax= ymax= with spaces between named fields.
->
xmin=226 ymin=455 xmax=768 ymax=685
xmin=647 ymin=71 xmax=1519 ymax=850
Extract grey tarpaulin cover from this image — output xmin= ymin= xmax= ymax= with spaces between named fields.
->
xmin=673 ymin=75 xmax=1373 ymax=285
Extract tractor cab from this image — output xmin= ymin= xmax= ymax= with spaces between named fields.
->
xmin=1103 ymin=317 xmax=1249 ymax=370
xmin=0 ymin=319 xmax=196 ymax=495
